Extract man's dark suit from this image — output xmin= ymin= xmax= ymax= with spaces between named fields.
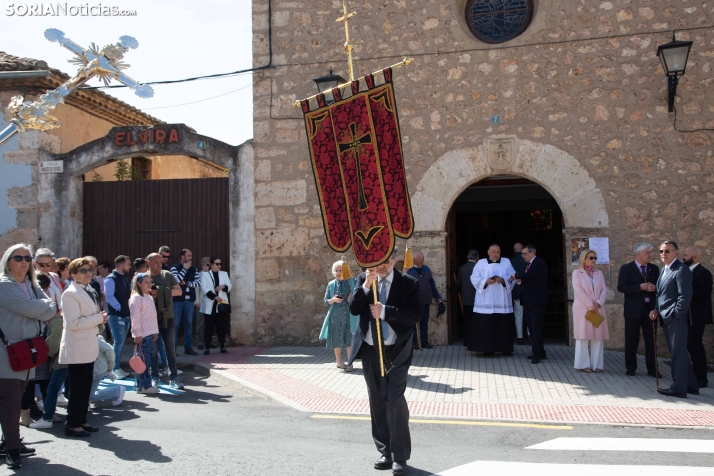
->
xmin=515 ymin=256 xmax=548 ymax=360
xmin=348 ymin=270 xmax=421 ymax=463
xmin=455 ymin=260 xmax=476 ymax=346
xmin=616 ymin=261 xmax=660 ymax=374
xmin=688 ymin=263 xmax=713 ymax=386
xmin=655 ymin=259 xmax=698 ymax=395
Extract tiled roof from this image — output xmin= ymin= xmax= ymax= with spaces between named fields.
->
xmin=0 ymin=51 xmax=164 ymax=126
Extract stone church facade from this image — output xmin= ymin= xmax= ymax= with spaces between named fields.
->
xmin=248 ymin=0 xmax=714 ymax=360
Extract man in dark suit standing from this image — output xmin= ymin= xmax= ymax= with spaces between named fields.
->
xmin=511 ymin=244 xmax=548 ymax=364
xmin=616 ymin=242 xmax=660 ymax=377
xmin=455 ymin=249 xmax=478 ymax=346
xmin=682 ymin=246 xmax=713 ymax=388
xmin=650 ymin=240 xmax=699 ymax=398
xmin=348 ymin=248 xmax=421 ymax=475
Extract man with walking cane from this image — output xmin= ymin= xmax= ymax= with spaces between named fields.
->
xmin=649 ymin=241 xmax=699 ymax=398
xmin=348 ymin=247 xmax=421 ymax=475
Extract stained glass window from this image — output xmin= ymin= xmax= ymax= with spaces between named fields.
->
xmin=466 ymin=0 xmax=533 ymax=44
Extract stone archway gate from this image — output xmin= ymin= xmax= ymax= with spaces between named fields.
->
xmin=36 ymin=124 xmax=255 ymax=343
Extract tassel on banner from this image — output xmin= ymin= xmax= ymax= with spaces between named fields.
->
xmin=403 ymin=245 xmax=413 ymax=269
xmin=340 ymin=255 xmax=353 ymax=280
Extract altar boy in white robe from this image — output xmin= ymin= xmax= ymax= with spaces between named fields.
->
xmin=467 ymin=244 xmax=517 ymax=356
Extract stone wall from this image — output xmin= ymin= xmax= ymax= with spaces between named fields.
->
xmin=251 ymin=0 xmax=714 ymax=360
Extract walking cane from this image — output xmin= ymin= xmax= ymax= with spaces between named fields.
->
xmin=653 ymin=319 xmax=659 ymax=390
xmin=372 ymin=281 xmax=386 ymax=377
xmin=415 ymin=324 xmax=422 ymax=349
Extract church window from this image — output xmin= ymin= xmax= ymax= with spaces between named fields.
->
xmin=465 ymin=0 xmax=534 ymax=44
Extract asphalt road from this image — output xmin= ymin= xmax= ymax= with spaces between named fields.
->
xmin=4 ymin=370 xmax=713 ymax=475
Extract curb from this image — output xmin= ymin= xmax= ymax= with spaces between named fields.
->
xmin=193 ymin=361 xmax=714 ymax=431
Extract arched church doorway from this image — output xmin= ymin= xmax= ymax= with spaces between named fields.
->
xmin=446 ymin=174 xmax=567 ymax=345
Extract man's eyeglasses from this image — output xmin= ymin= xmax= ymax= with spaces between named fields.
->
xmin=659 ymin=250 xmax=671 ymax=254
xmin=76 ymin=268 xmax=93 ymax=274
xmin=161 ymin=254 xmax=170 ymax=259
xmin=520 ymin=252 xmax=530 ymax=256
xmin=213 ymin=263 xmax=222 ymax=266
xmin=12 ymin=255 xmax=32 ymax=262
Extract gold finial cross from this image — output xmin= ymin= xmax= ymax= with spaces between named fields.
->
xmin=336 ymin=0 xmax=356 ymax=81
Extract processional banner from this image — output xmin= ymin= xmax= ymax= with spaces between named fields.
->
xmin=301 ymin=68 xmax=414 ymax=267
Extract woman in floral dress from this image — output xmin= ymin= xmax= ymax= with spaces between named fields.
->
xmin=320 ymin=261 xmax=355 ymax=372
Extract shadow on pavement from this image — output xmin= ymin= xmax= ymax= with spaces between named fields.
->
xmin=11 ymin=457 xmax=93 ymax=475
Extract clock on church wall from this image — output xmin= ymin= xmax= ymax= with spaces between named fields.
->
xmin=465 ymin=0 xmax=534 ymax=44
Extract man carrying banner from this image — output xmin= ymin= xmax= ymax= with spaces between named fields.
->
xmin=348 ymin=247 xmax=421 ymax=475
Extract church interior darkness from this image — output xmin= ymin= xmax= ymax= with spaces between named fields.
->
xmin=447 ymin=175 xmax=567 ymax=344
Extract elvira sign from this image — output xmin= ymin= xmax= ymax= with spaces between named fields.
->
xmin=114 ymin=127 xmax=180 ymax=146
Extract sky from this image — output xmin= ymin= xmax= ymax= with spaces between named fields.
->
xmin=2 ymin=0 xmax=253 ymax=146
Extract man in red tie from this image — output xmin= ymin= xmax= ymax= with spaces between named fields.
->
xmin=616 ymin=242 xmax=660 ymax=377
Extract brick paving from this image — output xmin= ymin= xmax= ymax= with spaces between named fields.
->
xmin=195 ymin=344 xmax=714 ymax=427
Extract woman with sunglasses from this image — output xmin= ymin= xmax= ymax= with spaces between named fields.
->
xmin=572 ymin=249 xmax=609 ymax=373
xmin=58 ymin=257 xmax=108 ymax=437
xmin=195 ymin=257 xmax=211 ymax=350
xmin=0 ymin=244 xmax=57 ymax=469
xmin=199 ymin=257 xmax=231 ymax=355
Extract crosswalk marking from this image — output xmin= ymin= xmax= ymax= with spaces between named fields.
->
xmin=527 ymin=437 xmax=714 ymax=453
xmin=431 ymin=461 xmax=714 ymax=476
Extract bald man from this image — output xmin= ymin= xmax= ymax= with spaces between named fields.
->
xmin=406 ymin=252 xmax=443 ymax=349
xmin=681 ymin=246 xmax=713 ymax=388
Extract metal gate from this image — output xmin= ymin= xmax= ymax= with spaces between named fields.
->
xmin=83 ymin=178 xmax=230 ymax=269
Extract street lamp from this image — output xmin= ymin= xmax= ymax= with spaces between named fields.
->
xmin=312 ymin=69 xmax=346 ymax=104
xmin=657 ymin=32 xmax=693 ymax=112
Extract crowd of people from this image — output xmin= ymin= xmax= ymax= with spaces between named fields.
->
xmin=0 ymin=244 xmax=231 ymax=469
xmin=322 ymin=239 xmax=711 ymax=386
xmin=451 ymin=240 xmax=712 ymax=393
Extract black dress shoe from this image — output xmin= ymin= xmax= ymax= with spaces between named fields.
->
xmin=204 ymin=349 xmax=210 ymax=355
xmin=626 ymin=370 xmax=636 ymax=376
xmin=0 ymin=438 xmax=34 ymax=457
xmin=374 ymin=455 xmax=393 ymax=470
xmin=392 ymin=461 xmax=408 ymax=475
xmin=185 ymin=348 xmax=198 ymax=356
xmin=412 ymin=344 xmax=419 ymax=350
xmin=688 ymin=388 xmax=700 ymax=395
xmin=421 ymin=343 xmax=434 ymax=349
xmin=647 ymin=371 xmax=662 ymax=378
xmin=82 ymin=425 xmax=99 ymax=432
xmin=220 ymin=348 xmax=228 ymax=354
xmin=527 ymin=354 xmax=547 ymax=360
xmin=503 ymin=352 xmax=513 ymax=356
xmin=65 ymin=426 xmax=91 ymax=437
xmin=6 ymin=448 xmax=21 ymax=469
xmin=698 ymin=380 xmax=708 ymax=388
xmin=530 ymin=357 xmax=541 ymax=364
xmin=517 ymin=338 xmax=524 ymax=345
xmin=657 ymin=388 xmax=686 ymax=398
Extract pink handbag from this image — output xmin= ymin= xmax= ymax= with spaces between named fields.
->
xmin=129 ymin=343 xmax=146 ymax=374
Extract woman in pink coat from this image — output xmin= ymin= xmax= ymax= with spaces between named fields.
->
xmin=572 ymin=249 xmax=609 ymax=373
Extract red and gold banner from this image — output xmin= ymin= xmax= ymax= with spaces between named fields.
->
xmin=302 ymin=68 xmax=413 ymax=267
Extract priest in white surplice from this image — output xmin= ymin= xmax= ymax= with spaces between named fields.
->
xmin=467 ymin=244 xmax=517 ymax=355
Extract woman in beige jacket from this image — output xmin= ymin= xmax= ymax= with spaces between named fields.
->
xmin=59 ymin=257 xmax=107 ymax=437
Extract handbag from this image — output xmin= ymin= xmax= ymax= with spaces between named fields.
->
xmin=211 ymin=271 xmax=231 ymax=313
xmin=0 ymin=322 xmax=49 ymax=372
xmin=129 ymin=343 xmax=146 ymax=374
xmin=585 ymin=309 xmax=605 ymax=328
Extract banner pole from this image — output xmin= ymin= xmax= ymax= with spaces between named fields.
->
xmin=372 ymin=281 xmax=386 ymax=377
xmin=294 ymin=58 xmax=413 ymax=107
